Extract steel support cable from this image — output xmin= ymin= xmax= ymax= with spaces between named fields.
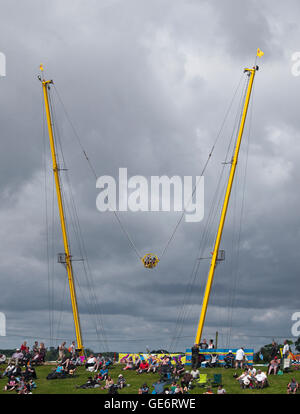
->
xmin=169 ymin=170 xmax=229 ymax=352
xmin=42 ymin=89 xmax=54 ymax=348
xmin=53 ymin=76 xmax=244 ymax=263
xmin=169 ymin=76 xmax=249 ymax=351
xmin=62 ymin=170 xmax=109 ymax=351
xmin=48 ymin=88 xmax=109 ymax=351
xmin=217 ymin=76 xmax=251 ymax=347
xmin=48 ymin=91 xmax=102 ymax=348
xmin=4 ymin=331 xmax=296 ymax=344
xmin=195 ymin=76 xmax=249 ymax=348
xmin=52 ymin=85 xmax=142 ymax=260
xmin=169 ymin=155 xmax=233 ymax=352
xmin=200 ymin=76 xmax=249 ymax=348
xmin=226 ymin=78 xmax=255 ymax=346
xmin=160 ymin=73 xmax=245 ymax=260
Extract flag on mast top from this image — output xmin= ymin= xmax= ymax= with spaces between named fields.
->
xmin=257 ymin=48 xmax=264 ymax=57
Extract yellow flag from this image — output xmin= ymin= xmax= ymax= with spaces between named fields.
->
xmin=40 ymin=64 xmax=44 ymax=71
xmin=257 ymin=48 xmax=264 ymax=57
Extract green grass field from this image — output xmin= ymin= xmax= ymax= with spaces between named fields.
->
xmin=1 ymin=364 xmax=300 ymax=394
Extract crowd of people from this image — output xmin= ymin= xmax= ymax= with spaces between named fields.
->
xmin=235 ymin=367 xmax=269 ymax=389
xmin=0 ymin=338 xmax=299 ymax=394
xmin=0 ymin=341 xmax=39 ymax=394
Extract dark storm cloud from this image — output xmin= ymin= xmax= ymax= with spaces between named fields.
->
xmin=0 ymin=0 xmax=299 ymax=353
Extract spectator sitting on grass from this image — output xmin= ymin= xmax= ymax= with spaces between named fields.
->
xmin=11 ymin=349 xmax=24 ymax=365
xmin=173 ymin=359 xmax=185 ymax=377
xmin=134 ymin=355 xmax=142 ymax=369
xmin=255 ymin=370 xmax=268 ymax=389
xmin=117 ymin=374 xmax=126 ymax=389
xmin=9 ymin=363 xmax=21 ymax=379
xmin=1 ymin=362 xmax=15 ymax=378
xmin=136 ymin=359 xmax=149 ymax=374
xmin=24 ymin=364 xmax=37 ymax=380
xmin=174 ymin=383 xmax=184 ymax=394
xmin=138 ymin=383 xmax=149 ymax=394
xmin=102 ymin=375 xmax=114 ymax=390
xmin=16 ymin=375 xmax=28 ymax=394
xmin=268 ymin=356 xmax=280 ymax=375
xmin=123 ymin=356 xmax=134 ymax=371
xmin=55 ymin=364 xmax=65 ymax=375
xmin=224 ymin=350 xmax=235 ymax=368
xmin=95 ymin=353 xmax=105 ymax=370
xmin=32 ymin=341 xmax=39 ymax=354
xmin=248 ymin=365 xmax=256 ymax=376
xmin=190 ymin=367 xmax=200 ymax=379
xmin=104 ymin=357 xmax=113 ymax=369
xmin=108 ymin=383 xmax=118 ymax=394
xmin=217 ymin=385 xmax=226 ymax=394
xmin=152 ymin=379 xmax=168 ymax=394
xmin=0 ymin=354 xmax=6 ymax=365
xmin=169 ymin=381 xmax=177 ymax=394
xmin=3 ymin=375 xmax=17 ymax=391
xmin=181 ymin=371 xmax=193 ymax=389
xmin=61 ymin=355 xmax=71 ymax=371
xmin=22 ymin=350 xmax=32 ymax=366
xmin=76 ymin=376 xmax=99 ymax=389
xmin=27 ymin=379 xmax=37 ymax=393
xmin=85 ymin=354 xmax=97 ymax=371
xmin=208 ymin=353 xmax=218 ymax=368
xmin=287 ymin=378 xmax=298 ymax=394
xmin=147 ymin=357 xmax=159 ymax=373
xmin=99 ymin=366 xmax=109 ymax=380
xmin=236 ymin=369 xmax=252 ymax=389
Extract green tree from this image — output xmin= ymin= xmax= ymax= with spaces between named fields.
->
xmin=294 ymin=337 xmax=300 ymax=353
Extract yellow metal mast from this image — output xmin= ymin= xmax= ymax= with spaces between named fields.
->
xmin=39 ymin=65 xmax=84 ymax=355
xmin=195 ymin=65 xmax=258 ymax=345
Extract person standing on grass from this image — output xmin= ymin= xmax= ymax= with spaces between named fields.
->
xmin=235 ymin=347 xmax=245 ymax=369
xmin=57 ymin=342 xmax=66 ymax=362
xmin=69 ymin=341 xmax=76 ymax=357
xmin=191 ymin=344 xmax=199 ymax=370
xmin=282 ymin=340 xmax=290 ymax=359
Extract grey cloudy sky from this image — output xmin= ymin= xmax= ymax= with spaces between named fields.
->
xmin=0 ymin=0 xmax=299 ymax=354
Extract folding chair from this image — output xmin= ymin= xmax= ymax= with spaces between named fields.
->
xmin=211 ymin=374 xmax=222 ymax=387
xmin=196 ymin=374 xmax=208 ymax=387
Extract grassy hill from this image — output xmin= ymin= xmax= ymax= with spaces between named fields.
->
xmin=1 ymin=364 xmax=299 ymax=394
